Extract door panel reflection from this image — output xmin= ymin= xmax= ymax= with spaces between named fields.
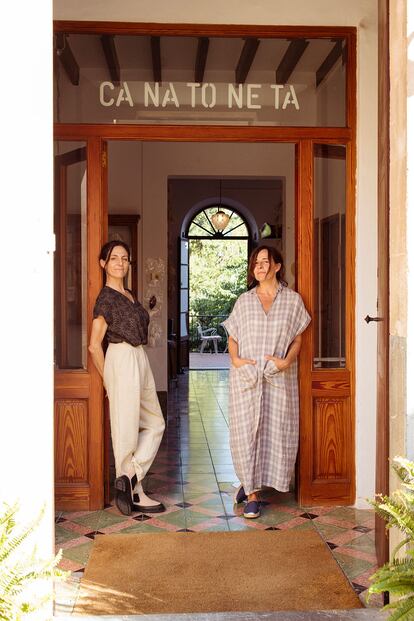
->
xmin=54 ymin=141 xmax=87 ymax=369
xmin=313 ymin=144 xmax=346 ymax=368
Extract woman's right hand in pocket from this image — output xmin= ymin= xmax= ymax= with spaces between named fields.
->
xmin=231 ymin=357 xmax=256 ymax=368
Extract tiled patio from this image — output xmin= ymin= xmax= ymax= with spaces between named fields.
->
xmin=55 ymin=370 xmax=381 ymax=616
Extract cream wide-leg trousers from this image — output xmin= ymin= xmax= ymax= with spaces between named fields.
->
xmin=103 ymin=342 xmax=165 ymax=482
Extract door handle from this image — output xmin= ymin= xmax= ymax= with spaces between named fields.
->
xmin=364 ymin=315 xmax=384 ymax=323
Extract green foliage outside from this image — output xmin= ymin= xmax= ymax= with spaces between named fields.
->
xmin=189 ymin=239 xmax=248 ymax=351
xmin=0 ymin=503 xmax=68 ymax=621
xmin=369 ymin=456 xmax=414 ymax=620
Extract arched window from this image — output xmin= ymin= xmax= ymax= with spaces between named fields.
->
xmin=187 ymin=206 xmax=249 ymax=239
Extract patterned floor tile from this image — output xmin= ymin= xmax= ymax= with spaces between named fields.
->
xmin=183 ymin=492 xmax=222 ymax=505
xmin=219 ymin=482 xmax=238 ymax=494
xmin=146 ymin=509 xmax=187 ymax=529
xmin=342 ymin=533 xmax=377 ymax=554
xmin=183 ymin=486 xmax=220 ymax=499
xmin=334 ymin=545 xmax=377 ymax=564
xmin=181 ymin=465 xmax=216 ymax=474
xmin=181 ymin=455 xmax=215 ymax=464
xmin=55 ymin=524 xmax=82 ymax=544
xmin=216 ymin=473 xmax=238 ymax=483
xmin=324 ymin=506 xmax=374 ymax=525
xmin=64 ymin=510 xmax=104 ymax=530
xmin=184 ymin=508 xmax=223 ymax=528
xmin=191 ymin=518 xmax=230 ymax=532
xmin=325 ymin=528 xmax=369 ymax=548
xmin=312 ymin=520 xmax=348 ymax=540
xmin=98 ymin=519 xmax=137 ymax=534
xmin=57 ymin=557 xmax=85 ymax=572
xmin=352 ymin=565 xmax=379 ymax=588
xmin=61 ymin=541 xmax=94 ymax=565
xmin=56 ymin=370 xmax=380 ymax=614
xmin=332 ymin=550 xmax=374 ymax=581
xmin=313 ymin=513 xmax=361 ymax=530
xmin=188 ymin=503 xmax=225 ymax=518
xmin=127 ymin=521 xmax=178 ymax=533
xmin=228 ymin=516 xmax=268 ymax=531
xmin=96 ymin=510 xmax=134 ymax=529
xmin=181 ymin=474 xmax=219 ymax=485
xmin=109 ymin=523 xmax=144 ymax=534
xmin=211 ymin=459 xmax=235 ymax=467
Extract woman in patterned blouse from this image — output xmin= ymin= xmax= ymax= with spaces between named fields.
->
xmin=89 ymin=240 xmax=165 ymax=516
xmin=223 ymin=246 xmax=310 ymax=519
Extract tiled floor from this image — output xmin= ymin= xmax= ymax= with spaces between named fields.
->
xmin=189 ymin=352 xmax=230 ymax=369
xmin=55 ymin=370 xmax=381 ymax=616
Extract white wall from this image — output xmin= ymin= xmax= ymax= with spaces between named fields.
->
xmin=1 ymin=1 xmax=54 ymax=617
xmin=53 ymin=0 xmax=379 ymax=506
xmin=407 ymin=1 xmax=414 ymax=462
xmin=53 ymin=0 xmax=375 ymax=28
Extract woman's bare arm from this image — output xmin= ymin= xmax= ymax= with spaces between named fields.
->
xmin=88 ymin=316 xmax=108 ymax=379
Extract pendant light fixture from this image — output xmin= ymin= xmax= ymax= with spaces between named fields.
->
xmin=210 ymin=180 xmax=230 ymax=232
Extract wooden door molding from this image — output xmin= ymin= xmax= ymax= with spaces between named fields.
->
xmin=54 ymin=21 xmax=356 ymax=39
xmin=297 ymin=138 xmax=355 ymax=506
xmin=53 ymin=21 xmax=357 ymax=510
xmin=54 ymin=136 xmax=106 ymax=511
xmin=53 ymin=130 xmax=357 ymax=509
xmin=375 ymin=0 xmax=390 ymax=567
xmin=54 ymin=124 xmax=352 ymax=142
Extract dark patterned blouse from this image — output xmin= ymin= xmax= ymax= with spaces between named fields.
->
xmin=93 ymin=286 xmax=149 ymax=346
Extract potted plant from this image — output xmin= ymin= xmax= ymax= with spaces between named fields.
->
xmin=0 ymin=502 xmax=67 ymax=620
xmin=369 ymin=456 xmax=414 ymax=620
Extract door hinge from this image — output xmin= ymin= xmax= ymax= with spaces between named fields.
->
xmin=101 ymin=150 xmax=107 ymax=168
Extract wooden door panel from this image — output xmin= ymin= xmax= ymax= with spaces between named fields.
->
xmin=313 ymin=396 xmax=351 ymax=480
xmin=298 ymin=139 xmax=355 ymax=506
xmin=54 ymin=399 xmax=88 ymax=482
xmin=54 ymin=137 xmax=106 ymax=511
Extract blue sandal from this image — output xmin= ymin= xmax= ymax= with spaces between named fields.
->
xmin=243 ymin=500 xmax=260 ymax=519
xmin=234 ymin=484 xmax=247 ymax=504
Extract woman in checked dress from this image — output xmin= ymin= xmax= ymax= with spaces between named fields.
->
xmin=223 ymin=246 xmax=311 ymax=519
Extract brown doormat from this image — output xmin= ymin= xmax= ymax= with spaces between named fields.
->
xmin=74 ymin=530 xmax=362 ymax=616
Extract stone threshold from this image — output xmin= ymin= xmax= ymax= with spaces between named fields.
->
xmin=55 ymin=608 xmax=386 ymax=620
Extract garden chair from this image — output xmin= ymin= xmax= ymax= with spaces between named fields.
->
xmin=197 ymin=324 xmax=221 ymax=354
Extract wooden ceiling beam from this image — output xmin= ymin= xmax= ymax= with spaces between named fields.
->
xmin=151 ymin=36 xmax=162 ymax=83
xmin=276 ymin=39 xmax=309 ymax=84
xmin=195 ymin=37 xmax=209 ymax=83
xmin=316 ymin=39 xmax=343 ymax=87
xmin=101 ymin=35 xmax=120 ymax=85
xmin=56 ymin=33 xmax=79 ymax=86
xmin=235 ymin=38 xmax=260 ymax=84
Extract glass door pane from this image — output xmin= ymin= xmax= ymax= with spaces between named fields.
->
xmin=313 ymin=144 xmax=346 ymax=368
xmin=54 ymin=141 xmax=87 ymax=369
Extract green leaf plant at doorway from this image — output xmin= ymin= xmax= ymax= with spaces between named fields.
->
xmin=259 ymin=223 xmax=282 ymax=239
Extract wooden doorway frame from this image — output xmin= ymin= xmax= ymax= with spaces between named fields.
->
xmin=375 ymin=0 xmax=390 ymax=568
xmin=54 ymin=21 xmax=357 ymax=509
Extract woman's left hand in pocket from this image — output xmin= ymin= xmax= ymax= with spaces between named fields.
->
xmin=265 ymin=355 xmax=289 ymax=371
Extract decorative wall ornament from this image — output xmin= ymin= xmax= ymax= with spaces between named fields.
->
xmin=144 ymin=257 xmax=165 ymax=347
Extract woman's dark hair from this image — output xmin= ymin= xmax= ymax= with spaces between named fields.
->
xmin=99 ymin=240 xmax=131 ymax=266
xmin=247 ymin=245 xmax=287 ymax=288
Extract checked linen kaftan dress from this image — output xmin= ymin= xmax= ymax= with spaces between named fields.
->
xmin=223 ymin=284 xmax=311 ymax=495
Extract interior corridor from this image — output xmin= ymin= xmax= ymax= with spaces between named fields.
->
xmin=55 ymin=371 xmax=380 ymax=615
